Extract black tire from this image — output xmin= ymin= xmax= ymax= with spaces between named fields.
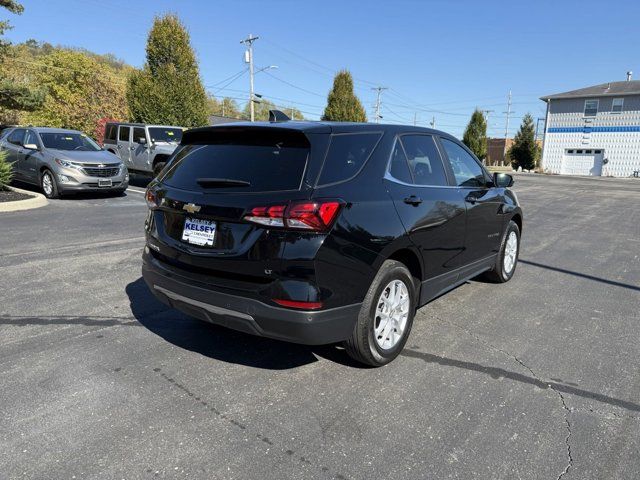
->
xmin=484 ymin=220 xmax=520 ymax=283
xmin=40 ymin=169 xmax=59 ymax=199
xmin=344 ymin=260 xmax=416 ymax=367
xmin=153 ymin=161 xmax=166 ymax=177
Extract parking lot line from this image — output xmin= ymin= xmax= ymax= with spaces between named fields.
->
xmin=127 ymin=187 xmax=147 ymax=194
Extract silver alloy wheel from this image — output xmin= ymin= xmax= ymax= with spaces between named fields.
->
xmin=374 ymin=279 xmax=410 ymax=350
xmin=503 ymin=231 xmax=518 ymax=274
xmin=42 ymin=172 xmax=53 ymax=196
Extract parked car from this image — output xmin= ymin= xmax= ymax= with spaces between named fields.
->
xmin=103 ymin=122 xmax=183 ymax=177
xmin=142 ymin=117 xmax=522 ymax=366
xmin=0 ymin=127 xmax=128 ymax=198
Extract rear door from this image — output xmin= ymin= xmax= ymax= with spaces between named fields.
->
xmin=4 ymin=128 xmax=26 ymax=180
xmin=439 ymin=137 xmax=505 ymax=265
xmin=384 ymin=134 xmax=466 ymax=282
xmin=149 ymin=127 xmax=317 ymax=282
xmin=131 ymin=126 xmax=149 ymax=171
xmin=116 ymin=125 xmax=132 ymax=165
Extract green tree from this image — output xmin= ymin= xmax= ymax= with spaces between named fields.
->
xmin=207 ymin=96 xmax=241 ymax=119
xmin=321 ymin=70 xmax=366 ymax=122
xmin=127 ymin=14 xmax=208 ymax=127
xmin=462 ymin=108 xmax=487 ymax=160
xmin=21 ymin=48 xmax=129 ymax=134
xmin=508 ymin=113 xmax=540 ymax=170
xmin=0 ymin=0 xmax=44 ymax=114
xmin=0 ymin=150 xmax=12 ymax=190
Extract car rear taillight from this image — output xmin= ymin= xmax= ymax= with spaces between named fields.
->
xmin=146 ymin=189 xmax=158 ymax=208
xmin=244 ymin=200 xmax=343 ymax=231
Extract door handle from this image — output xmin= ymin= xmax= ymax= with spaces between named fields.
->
xmin=403 ymin=195 xmax=423 ymax=206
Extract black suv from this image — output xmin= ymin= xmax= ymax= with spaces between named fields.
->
xmin=142 ymin=119 xmax=522 ymax=366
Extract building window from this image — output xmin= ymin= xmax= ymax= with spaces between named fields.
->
xmin=594 ymin=150 xmax=602 ymax=154
xmin=584 ymin=99 xmax=598 ymax=116
xmin=567 ymin=149 xmax=574 ymax=154
xmin=611 ymin=98 xmax=624 ymax=113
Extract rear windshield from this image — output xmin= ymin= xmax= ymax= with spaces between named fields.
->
xmin=162 ymin=135 xmax=309 ymax=193
xmin=149 ymin=128 xmax=182 ymax=143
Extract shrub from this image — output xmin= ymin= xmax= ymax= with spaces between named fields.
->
xmin=0 ymin=150 xmax=13 ymax=190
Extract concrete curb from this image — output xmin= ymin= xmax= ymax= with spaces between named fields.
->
xmin=0 ymin=186 xmax=48 ymax=213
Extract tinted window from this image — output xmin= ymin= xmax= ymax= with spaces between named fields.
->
xmin=133 ymin=127 xmax=146 ymax=143
xmin=400 ymin=135 xmax=448 ymax=186
xmin=388 ymin=139 xmax=412 ymax=184
xmin=7 ymin=128 xmax=25 ymax=146
xmin=40 ymin=132 xmax=101 ymax=151
xmin=118 ymin=126 xmax=130 ymax=142
xmin=318 ymin=133 xmax=381 ymax=185
xmin=105 ymin=124 xmax=117 ymax=141
xmin=163 ymin=139 xmax=309 ymax=193
xmin=148 ymin=127 xmax=182 ymax=143
xmin=440 ymin=138 xmax=485 ymax=188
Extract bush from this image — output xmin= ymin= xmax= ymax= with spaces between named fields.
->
xmin=0 ymin=150 xmax=13 ymax=190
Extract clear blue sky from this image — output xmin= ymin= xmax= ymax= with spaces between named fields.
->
xmin=5 ymin=0 xmax=640 ymax=138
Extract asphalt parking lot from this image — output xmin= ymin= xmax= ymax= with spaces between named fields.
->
xmin=1 ymin=174 xmax=639 ymax=479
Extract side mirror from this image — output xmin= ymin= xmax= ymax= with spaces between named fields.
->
xmin=23 ymin=143 xmax=39 ymax=151
xmin=493 ymin=172 xmax=514 ymax=188
xmin=137 ymin=137 xmax=147 ymax=145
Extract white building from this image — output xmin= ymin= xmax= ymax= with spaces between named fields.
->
xmin=540 ymin=77 xmax=640 ymax=177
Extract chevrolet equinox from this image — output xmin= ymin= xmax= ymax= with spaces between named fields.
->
xmin=142 ymin=117 xmax=522 ymax=366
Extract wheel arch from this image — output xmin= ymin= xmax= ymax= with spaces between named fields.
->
xmin=511 ymin=212 xmax=523 ymax=234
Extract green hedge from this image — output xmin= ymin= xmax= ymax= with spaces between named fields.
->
xmin=0 ymin=150 xmax=13 ymax=190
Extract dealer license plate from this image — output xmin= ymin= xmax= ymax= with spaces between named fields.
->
xmin=98 ymin=179 xmax=112 ymax=187
xmin=182 ymin=217 xmax=216 ymax=247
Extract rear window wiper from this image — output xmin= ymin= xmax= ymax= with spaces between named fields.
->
xmin=196 ymin=178 xmax=251 ymax=188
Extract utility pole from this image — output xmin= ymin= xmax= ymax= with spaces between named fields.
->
xmin=430 ymin=116 xmax=435 ymax=129
xmin=372 ymin=87 xmax=388 ymax=123
xmin=481 ymin=109 xmax=494 ymax=131
xmin=240 ymin=34 xmax=259 ymax=122
xmin=413 ymin=112 xmax=417 ymax=126
xmin=502 ymin=90 xmax=514 ymax=162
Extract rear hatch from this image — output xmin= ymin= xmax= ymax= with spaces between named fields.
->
xmin=146 ymin=125 xmax=330 ymax=288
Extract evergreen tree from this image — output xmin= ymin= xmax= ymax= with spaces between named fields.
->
xmin=127 ymin=14 xmax=208 ymax=127
xmin=462 ymin=108 xmax=487 ymax=160
xmin=322 ymin=70 xmax=366 ymax=122
xmin=508 ymin=113 xmax=540 ymax=170
xmin=0 ymin=0 xmax=44 ymax=113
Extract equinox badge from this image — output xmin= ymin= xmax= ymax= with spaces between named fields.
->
xmin=183 ymin=203 xmax=201 ymax=214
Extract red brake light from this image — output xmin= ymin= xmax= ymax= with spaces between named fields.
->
xmin=244 ymin=200 xmax=343 ymax=231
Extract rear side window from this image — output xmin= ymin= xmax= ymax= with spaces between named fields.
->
xmin=399 ymin=135 xmax=448 ymax=186
xmin=118 ymin=126 xmax=130 ymax=142
xmin=162 ymin=134 xmax=310 ymax=193
xmin=7 ymin=128 xmax=25 ymax=146
xmin=105 ymin=124 xmax=117 ymax=141
xmin=133 ymin=127 xmax=146 ymax=143
xmin=317 ymin=132 xmax=381 ymax=186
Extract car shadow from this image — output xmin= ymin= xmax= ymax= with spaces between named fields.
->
xmin=125 ymin=277 xmax=365 ymax=370
xmin=11 ymin=180 xmax=128 ymax=201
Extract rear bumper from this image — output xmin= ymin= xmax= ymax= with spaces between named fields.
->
xmin=142 ymin=250 xmax=361 ymax=345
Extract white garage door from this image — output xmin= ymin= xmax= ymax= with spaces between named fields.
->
xmin=560 ymin=149 xmax=603 ymax=176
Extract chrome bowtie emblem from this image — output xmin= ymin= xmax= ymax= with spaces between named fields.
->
xmin=98 ymin=164 xmax=105 ymax=168
xmin=183 ymin=203 xmax=201 ymax=214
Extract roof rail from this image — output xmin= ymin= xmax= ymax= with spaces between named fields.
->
xmin=268 ymin=110 xmax=291 ymax=123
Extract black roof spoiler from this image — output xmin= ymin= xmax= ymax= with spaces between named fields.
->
xmin=268 ymin=110 xmax=291 ymax=123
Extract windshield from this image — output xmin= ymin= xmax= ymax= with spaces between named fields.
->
xmin=40 ymin=132 xmax=101 ymax=151
xmin=148 ymin=128 xmax=182 ymax=143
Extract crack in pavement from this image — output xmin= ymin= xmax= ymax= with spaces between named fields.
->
xmin=424 ymin=316 xmax=574 ymax=480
